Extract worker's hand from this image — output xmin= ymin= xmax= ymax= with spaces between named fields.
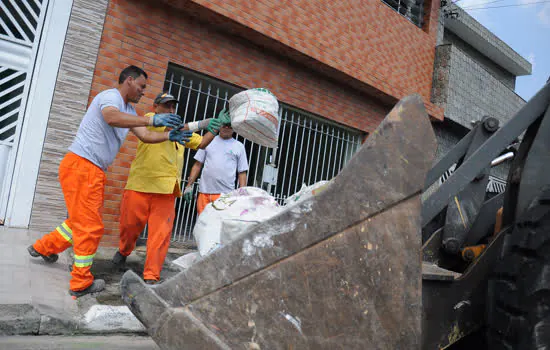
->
xmin=206 ymin=118 xmax=222 ymax=135
xmin=183 ymin=186 xmax=193 ymax=203
xmin=206 ymin=108 xmax=231 ymax=134
xmin=150 ymin=113 xmax=181 ymax=129
xmin=217 ymin=108 xmax=231 ymax=126
xmin=169 ymin=129 xmax=193 ymax=145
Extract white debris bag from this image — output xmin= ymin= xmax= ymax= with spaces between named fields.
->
xmin=171 ymin=251 xmax=200 ymax=270
xmin=284 ymin=180 xmax=330 ymax=208
xmin=193 ymin=187 xmax=282 ymax=256
xmin=229 ymin=88 xmax=280 ymax=148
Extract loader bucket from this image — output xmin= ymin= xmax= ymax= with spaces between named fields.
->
xmin=121 ymin=94 xmax=437 ymax=349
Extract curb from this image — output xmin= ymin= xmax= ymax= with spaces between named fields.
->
xmin=0 ymin=304 xmax=147 ymax=336
xmin=0 ymin=305 xmax=41 ymax=335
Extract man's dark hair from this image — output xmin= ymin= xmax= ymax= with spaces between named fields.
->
xmin=118 ymin=65 xmax=148 ymax=84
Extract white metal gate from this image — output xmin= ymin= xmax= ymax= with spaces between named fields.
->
xmin=439 ymin=164 xmax=507 ymax=193
xmin=0 ymin=0 xmax=49 ymax=223
xmin=142 ymin=64 xmax=364 ymax=244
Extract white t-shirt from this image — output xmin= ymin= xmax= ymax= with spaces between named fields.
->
xmin=68 ymin=89 xmax=134 ymax=170
xmin=194 ymin=136 xmax=249 ymax=194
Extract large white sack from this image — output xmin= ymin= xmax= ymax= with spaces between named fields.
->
xmin=193 ymin=187 xmax=282 ymax=256
xmin=229 ymin=88 xmax=280 ymax=148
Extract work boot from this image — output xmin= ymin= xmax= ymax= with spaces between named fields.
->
xmin=27 ymin=245 xmax=58 ymax=263
xmin=111 ymin=250 xmax=127 ymax=269
xmin=69 ymin=279 xmax=105 ymax=298
xmin=144 ymin=279 xmax=162 ymax=285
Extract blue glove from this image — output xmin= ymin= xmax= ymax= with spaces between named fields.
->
xmin=151 ymin=113 xmax=181 ymax=129
xmin=169 ymin=129 xmax=193 ymax=145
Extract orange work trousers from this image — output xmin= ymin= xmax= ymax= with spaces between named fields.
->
xmin=197 ymin=193 xmax=221 ymax=215
xmin=119 ymin=189 xmax=176 ymax=281
xmin=33 ymin=152 xmax=106 ymax=292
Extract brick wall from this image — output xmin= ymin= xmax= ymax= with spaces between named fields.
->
xmin=89 ymin=0 xmax=443 ymax=245
xmin=432 ymin=44 xmax=525 ymax=130
xmin=161 ymin=0 xmax=444 ymax=118
xmin=443 ymin=31 xmax=516 ymax=90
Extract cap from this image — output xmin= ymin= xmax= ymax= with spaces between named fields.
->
xmin=154 ymin=92 xmax=178 ymax=105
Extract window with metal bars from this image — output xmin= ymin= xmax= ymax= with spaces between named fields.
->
xmin=0 ymin=67 xmax=26 ymax=144
xmin=144 ymin=64 xmax=364 ymax=243
xmin=380 ymin=0 xmax=425 ymax=27
xmin=0 ymin=0 xmax=43 ymax=45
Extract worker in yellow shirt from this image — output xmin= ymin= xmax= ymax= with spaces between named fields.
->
xmin=112 ymin=92 xmax=230 ymax=284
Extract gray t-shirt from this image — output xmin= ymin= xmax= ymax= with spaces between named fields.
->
xmin=194 ymin=136 xmax=249 ymax=194
xmin=68 ymin=89 xmax=134 ymax=170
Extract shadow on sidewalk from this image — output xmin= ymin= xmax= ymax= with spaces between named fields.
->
xmin=88 ymin=248 xmax=190 ymax=306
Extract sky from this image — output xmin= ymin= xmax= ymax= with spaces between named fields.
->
xmin=457 ymin=0 xmax=550 ymax=100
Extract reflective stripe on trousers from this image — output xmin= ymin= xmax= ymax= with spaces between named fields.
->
xmin=74 ymin=253 xmax=95 ymax=268
xmin=56 ymin=222 xmax=73 ymax=244
xmin=32 ymin=220 xmax=74 ymax=257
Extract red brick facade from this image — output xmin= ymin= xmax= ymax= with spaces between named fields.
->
xmin=90 ymin=0 xmax=443 ymax=245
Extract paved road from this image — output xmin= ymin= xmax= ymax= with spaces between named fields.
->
xmin=0 ymin=335 xmax=159 ymax=350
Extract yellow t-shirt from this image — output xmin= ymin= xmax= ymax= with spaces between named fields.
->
xmin=125 ymin=112 xmax=202 ymax=197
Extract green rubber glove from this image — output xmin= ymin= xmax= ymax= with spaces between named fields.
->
xmin=206 ymin=108 xmax=231 ymax=134
xmin=207 ymin=118 xmax=222 ymax=135
xmin=183 ymin=186 xmax=193 ymax=203
xmin=218 ymin=108 xmax=231 ymax=126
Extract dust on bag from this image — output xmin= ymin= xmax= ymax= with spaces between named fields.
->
xmin=229 ymin=88 xmax=280 ymax=148
xmin=284 ymin=180 xmax=331 ymax=208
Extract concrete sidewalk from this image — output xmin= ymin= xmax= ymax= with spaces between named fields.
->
xmin=0 ymin=227 xmax=80 ymax=335
xmin=0 ymin=227 xmax=186 ymax=336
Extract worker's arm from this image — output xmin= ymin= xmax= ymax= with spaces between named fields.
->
xmin=183 ymin=109 xmax=231 ymax=135
xmin=178 ymin=120 xmax=217 ymax=149
xmin=238 ymin=171 xmax=247 ymax=188
xmin=131 ymin=127 xmax=192 ymax=144
xmin=186 ymin=161 xmax=203 ymax=188
xmin=102 ymin=107 xmax=181 ymax=129
xmin=179 ymin=132 xmax=213 ymax=151
xmin=130 ymin=126 xmax=169 ymax=143
xmin=183 ymin=161 xmax=204 ymax=203
xmin=197 ymin=131 xmax=216 ymax=149
xmin=177 ymin=109 xmax=230 ymax=149
xmin=236 ymin=145 xmax=249 ymax=188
